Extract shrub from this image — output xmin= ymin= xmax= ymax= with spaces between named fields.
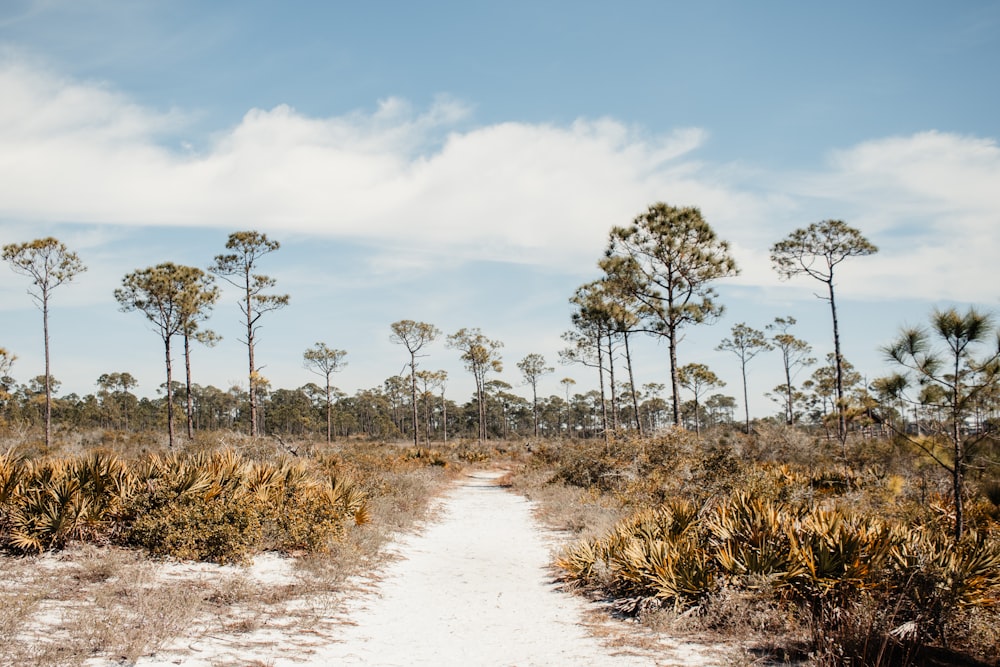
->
xmin=124 ymin=489 xmax=264 ymax=564
xmin=888 ymin=527 xmax=1000 ymax=646
xmin=0 ymin=451 xmax=134 ymax=553
xmin=708 ymin=491 xmax=796 ymax=583
xmin=559 ymin=501 xmax=715 ymax=611
xmin=119 ymin=453 xmax=264 ymax=564
xmin=117 ymin=450 xmax=368 ymax=563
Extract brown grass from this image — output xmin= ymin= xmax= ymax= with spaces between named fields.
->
xmin=509 ymin=464 xmax=628 ymax=542
xmin=0 ymin=432 xmax=463 ymax=665
xmin=1 ymin=546 xmax=206 ymax=666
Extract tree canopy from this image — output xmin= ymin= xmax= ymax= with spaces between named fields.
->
xmin=604 ymin=202 xmax=738 ymax=426
xmin=771 ymin=220 xmax=877 ymax=442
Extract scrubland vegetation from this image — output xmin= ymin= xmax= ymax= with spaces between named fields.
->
xmin=2 ymin=420 xmax=999 ymax=665
xmin=515 ymin=426 xmax=1000 ymax=666
xmin=4 ymin=212 xmax=1000 ymax=665
xmin=0 ymin=429 xmax=467 ymax=665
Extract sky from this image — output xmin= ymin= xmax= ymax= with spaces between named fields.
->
xmin=1 ymin=0 xmax=999 ymax=420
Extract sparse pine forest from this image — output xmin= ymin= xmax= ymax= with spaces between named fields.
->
xmin=2 ymin=208 xmax=1000 ymax=666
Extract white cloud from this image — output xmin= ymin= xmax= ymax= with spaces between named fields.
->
xmin=798 ymin=132 xmax=1000 ymax=302
xmin=0 ymin=58 xmax=717 ymax=270
xmin=1 ymin=58 xmax=999 ymax=305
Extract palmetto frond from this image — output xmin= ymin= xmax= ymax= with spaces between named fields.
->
xmin=709 ymin=492 xmax=796 ymax=581
xmin=556 ymin=539 xmax=600 ymax=581
xmin=787 ymin=508 xmax=897 ymax=601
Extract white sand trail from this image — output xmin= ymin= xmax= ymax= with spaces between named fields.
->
xmin=305 ymin=470 xmax=724 ymax=666
xmin=134 ymin=470 xmax=728 ymax=666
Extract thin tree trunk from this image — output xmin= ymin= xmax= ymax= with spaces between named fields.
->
xmin=475 ymin=371 xmax=485 ymax=442
xmin=43 ymin=298 xmax=52 ymax=449
xmin=597 ymin=329 xmax=609 ymax=448
xmin=424 ymin=390 xmax=431 ymax=444
xmin=184 ymin=333 xmax=194 ymax=439
xmin=784 ymin=353 xmax=794 ymax=425
xmin=441 ymin=390 xmax=448 ymax=443
xmin=532 ymin=383 xmax=539 ymax=437
xmin=623 ymin=332 xmax=642 ymax=434
xmin=668 ymin=325 xmax=681 ymax=427
xmin=165 ymin=336 xmax=175 ymax=448
xmin=409 ymin=354 xmax=419 ymax=446
xmin=245 ymin=269 xmax=258 ymax=437
xmin=953 ymin=354 xmax=964 ymax=542
xmin=608 ymin=335 xmax=618 ymax=431
xmin=741 ymin=361 xmax=751 ymax=434
xmin=326 ymin=377 xmax=332 ymax=444
xmin=954 ymin=454 xmax=964 ymax=542
xmin=828 ymin=279 xmax=846 ymax=446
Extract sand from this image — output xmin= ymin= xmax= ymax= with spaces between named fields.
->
xmin=133 ymin=470 xmax=730 ymax=666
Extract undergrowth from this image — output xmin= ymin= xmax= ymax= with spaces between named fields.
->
xmin=519 ymin=426 xmax=1000 ymax=666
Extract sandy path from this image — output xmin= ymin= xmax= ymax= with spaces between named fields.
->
xmin=135 ymin=470 xmax=728 ymax=666
xmin=306 ymin=470 xmax=724 ymax=666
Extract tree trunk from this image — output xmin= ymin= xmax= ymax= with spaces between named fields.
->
xmin=409 ymin=354 xmax=419 ymax=446
xmin=245 ymin=269 xmax=258 ymax=437
xmin=783 ymin=353 xmax=794 ymax=425
xmin=475 ymin=371 xmax=485 ymax=443
xmin=694 ymin=397 xmax=701 ymax=435
xmin=424 ymin=390 xmax=432 ymax=443
xmin=326 ymin=377 xmax=332 ymax=444
xmin=597 ymin=329 xmax=609 ymax=448
xmin=828 ymin=278 xmax=846 ymax=446
xmin=532 ymin=383 xmax=539 ymax=437
xmin=441 ymin=390 xmax=448 ymax=443
xmin=954 ymin=451 xmax=964 ymax=542
xmin=741 ymin=361 xmax=751 ymax=434
xmin=953 ymin=355 xmax=965 ymax=542
xmin=668 ymin=324 xmax=681 ymax=427
xmin=184 ymin=333 xmax=194 ymax=439
xmin=42 ymin=297 xmax=52 ymax=449
xmin=624 ymin=332 xmax=642 ymax=435
xmin=165 ymin=335 xmax=175 ymax=448
xmin=607 ymin=335 xmax=618 ymax=431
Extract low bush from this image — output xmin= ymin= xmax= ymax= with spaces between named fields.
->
xmin=123 ymin=484 xmax=264 ymax=564
xmin=542 ymin=429 xmax=1000 ymax=665
xmin=2 ymin=447 xmax=370 ymax=564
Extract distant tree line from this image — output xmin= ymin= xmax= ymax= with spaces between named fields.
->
xmin=4 ymin=209 xmax=1000 ymax=539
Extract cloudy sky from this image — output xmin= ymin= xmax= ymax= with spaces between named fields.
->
xmin=1 ymin=1 xmax=998 ymax=418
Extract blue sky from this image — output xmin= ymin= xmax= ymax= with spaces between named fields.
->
xmin=1 ymin=1 xmax=999 ymax=419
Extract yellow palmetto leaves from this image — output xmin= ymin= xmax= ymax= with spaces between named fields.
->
xmin=611 ymin=530 xmax=714 ymax=611
xmin=557 ymin=487 xmax=1000 ymax=640
xmin=709 ymin=491 xmax=797 ymax=583
xmin=556 ymin=539 xmax=600 ymax=581
xmin=325 ymin=473 xmax=367 ymax=522
xmin=787 ymin=508 xmax=897 ymax=601
xmin=1 ymin=451 xmax=134 ymax=553
xmin=889 ymin=527 xmax=1000 ymax=641
xmin=559 ymin=501 xmax=713 ymax=610
xmin=1 ymin=448 xmax=368 ymax=562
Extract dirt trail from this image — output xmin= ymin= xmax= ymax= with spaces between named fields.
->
xmin=304 ymin=470 xmax=726 ymax=666
xmin=136 ymin=470 xmax=728 ymax=666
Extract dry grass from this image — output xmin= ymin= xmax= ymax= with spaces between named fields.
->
xmin=509 ymin=464 xmax=628 ymax=543
xmin=0 ymin=433 xmax=462 ymax=666
xmin=1 ymin=546 xmax=206 ymax=666
xmin=511 ymin=430 xmax=1000 ymax=667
